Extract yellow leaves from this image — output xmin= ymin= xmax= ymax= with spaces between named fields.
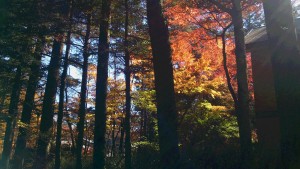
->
xmin=17 ymin=120 xmax=30 ymax=128
xmin=211 ymin=106 xmax=228 ymax=114
xmin=86 ymin=113 xmax=94 ymax=119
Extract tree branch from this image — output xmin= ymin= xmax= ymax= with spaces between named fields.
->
xmin=207 ymin=0 xmax=233 ymax=14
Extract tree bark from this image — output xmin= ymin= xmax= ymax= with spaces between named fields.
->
xmin=263 ymin=1 xmax=300 ymax=168
xmin=146 ymin=1 xmax=180 ymax=169
xmin=93 ymin=0 xmax=111 ymax=168
xmin=76 ymin=13 xmax=91 ymax=169
xmin=231 ymin=1 xmax=252 ymax=168
xmin=11 ymin=39 xmax=44 ymax=169
xmin=33 ymin=36 xmax=63 ymax=169
xmin=124 ymin=0 xmax=132 ymax=168
xmin=0 ymin=66 xmax=22 ymax=169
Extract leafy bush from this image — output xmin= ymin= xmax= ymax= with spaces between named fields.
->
xmin=106 ymin=154 xmax=124 ymax=169
xmin=179 ymin=100 xmax=241 ymax=169
xmin=48 ymin=156 xmax=93 ymax=169
xmin=132 ymin=141 xmax=160 ymax=169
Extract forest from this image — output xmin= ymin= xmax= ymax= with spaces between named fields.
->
xmin=1 ymin=0 xmax=300 ymax=169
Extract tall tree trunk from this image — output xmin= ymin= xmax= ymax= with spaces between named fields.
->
xmin=0 ymin=66 xmax=22 ymax=169
xmin=110 ymin=59 xmax=117 ymax=157
xmin=231 ymin=1 xmax=252 ymax=168
xmin=124 ymin=0 xmax=132 ymax=168
xmin=263 ymin=1 xmax=300 ymax=168
xmin=76 ymin=14 xmax=91 ymax=169
xmin=146 ymin=1 xmax=180 ymax=169
xmin=33 ymin=36 xmax=63 ymax=169
xmin=93 ymin=0 xmax=111 ymax=167
xmin=55 ymin=2 xmax=73 ymax=167
xmin=11 ymin=39 xmax=44 ymax=169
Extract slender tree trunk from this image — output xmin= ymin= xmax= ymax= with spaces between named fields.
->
xmin=263 ymin=1 xmax=300 ymax=168
xmin=36 ymin=114 xmax=40 ymax=134
xmin=93 ymin=0 xmax=111 ymax=167
xmin=55 ymin=2 xmax=73 ymax=168
xmin=0 ymin=66 xmax=22 ymax=169
xmin=84 ymin=125 xmax=88 ymax=155
xmin=146 ymin=1 xmax=180 ymax=168
xmin=11 ymin=39 xmax=44 ymax=169
xmin=119 ymin=119 xmax=124 ymax=154
xmin=143 ymin=111 xmax=148 ymax=139
xmin=0 ymin=89 xmax=7 ymax=118
xmin=231 ymin=1 xmax=252 ymax=168
xmin=65 ymin=88 xmax=76 ymax=154
xmin=111 ymin=119 xmax=116 ymax=156
xmin=113 ymin=125 xmax=120 ymax=148
xmin=33 ymin=36 xmax=63 ymax=169
xmin=221 ymin=24 xmax=238 ymax=109
xmin=148 ymin=112 xmax=155 ymax=142
xmin=76 ymin=13 xmax=91 ymax=169
xmin=124 ymin=0 xmax=132 ymax=168
xmin=139 ymin=110 xmax=144 ymax=139
xmin=85 ymin=133 xmax=92 ymax=156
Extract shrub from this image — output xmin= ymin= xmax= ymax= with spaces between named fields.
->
xmin=132 ymin=141 xmax=159 ymax=169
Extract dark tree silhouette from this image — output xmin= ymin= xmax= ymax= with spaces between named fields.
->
xmin=93 ymin=0 xmax=111 ymax=168
xmin=76 ymin=13 xmax=91 ymax=169
xmin=206 ymin=1 xmax=253 ymax=167
xmin=124 ymin=0 xmax=132 ymax=168
xmin=33 ymin=37 xmax=63 ymax=169
xmin=55 ymin=2 xmax=73 ymax=167
xmin=11 ymin=39 xmax=44 ymax=169
xmin=1 ymin=66 xmax=22 ymax=169
xmin=231 ymin=1 xmax=252 ymax=168
xmin=146 ymin=0 xmax=180 ymax=168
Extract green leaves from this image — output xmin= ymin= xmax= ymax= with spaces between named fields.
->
xmin=132 ymin=90 xmax=156 ymax=113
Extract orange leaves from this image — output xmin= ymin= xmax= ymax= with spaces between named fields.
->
xmin=166 ymin=4 xmax=201 ymax=27
xmin=164 ymin=2 xmax=238 ymax=99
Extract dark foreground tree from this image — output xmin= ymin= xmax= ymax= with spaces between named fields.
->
xmin=76 ymin=13 xmax=91 ymax=169
xmin=146 ymin=0 xmax=180 ymax=169
xmin=93 ymin=0 xmax=111 ymax=168
xmin=231 ymin=1 xmax=252 ymax=168
xmin=33 ymin=36 xmax=63 ymax=169
xmin=124 ymin=0 xmax=132 ymax=168
xmin=11 ymin=39 xmax=44 ymax=169
xmin=206 ymin=1 xmax=253 ymax=167
xmin=1 ymin=66 xmax=22 ymax=169
xmin=55 ymin=1 xmax=73 ymax=168
xmin=263 ymin=0 xmax=300 ymax=168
